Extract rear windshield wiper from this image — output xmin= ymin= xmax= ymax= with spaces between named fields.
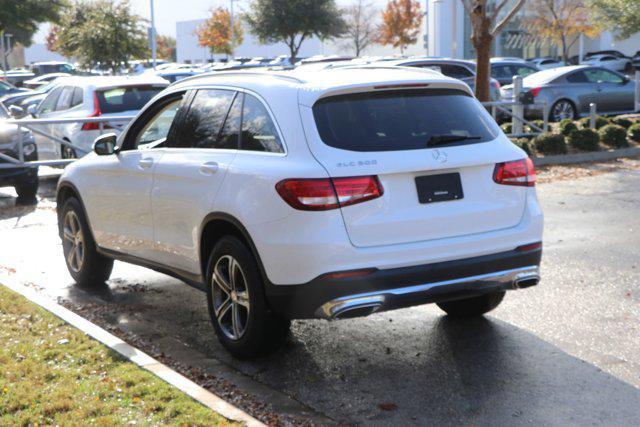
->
xmin=427 ymin=134 xmax=482 ymax=147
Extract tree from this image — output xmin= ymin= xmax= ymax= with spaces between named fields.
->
xmin=376 ymin=0 xmax=422 ymax=54
xmin=156 ymin=35 xmax=177 ymax=61
xmin=590 ymin=0 xmax=640 ymax=39
xmin=48 ymin=0 xmax=148 ymax=74
xmin=245 ymin=0 xmax=346 ymax=64
xmin=0 ymin=0 xmax=67 ymax=46
xmin=343 ymin=0 xmax=378 ymax=56
xmin=196 ymin=7 xmax=243 ymax=57
xmin=526 ymin=1 xmax=599 ymax=64
xmin=461 ymin=0 xmax=526 ymax=102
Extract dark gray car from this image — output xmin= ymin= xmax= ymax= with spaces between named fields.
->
xmin=500 ymin=65 xmax=637 ymax=121
xmin=0 ymin=104 xmax=39 ymax=200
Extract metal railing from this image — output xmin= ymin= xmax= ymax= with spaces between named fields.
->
xmin=0 ymin=116 xmax=134 ymax=170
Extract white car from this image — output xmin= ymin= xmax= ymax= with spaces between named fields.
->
xmin=530 ymin=58 xmax=564 ymax=70
xmin=581 ymin=54 xmax=633 ymax=73
xmin=30 ymin=76 xmax=168 ymax=160
xmin=56 ymin=68 xmax=543 ymax=358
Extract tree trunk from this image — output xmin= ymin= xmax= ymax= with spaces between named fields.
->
xmin=474 ymin=36 xmax=492 ymax=102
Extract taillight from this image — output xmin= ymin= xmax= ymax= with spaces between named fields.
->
xmin=276 ymin=176 xmax=383 ymax=211
xmin=81 ymin=92 xmax=112 ymax=131
xmin=530 ymin=87 xmax=542 ymax=97
xmin=493 ymin=158 xmax=536 ymax=187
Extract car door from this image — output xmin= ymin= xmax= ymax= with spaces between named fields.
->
xmin=565 ymin=70 xmax=601 ymax=115
xmin=80 ymin=92 xmax=186 ymax=260
xmin=31 ymin=85 xmax=64 ymax=160
xmin=584 ymin=68 xmax=633 ymax=112
xmin=150 ymin=88 xmax=240 ymax=273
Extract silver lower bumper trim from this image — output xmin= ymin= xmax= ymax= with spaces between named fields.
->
xmin=316 ymin=265 xmax=540 ymax=320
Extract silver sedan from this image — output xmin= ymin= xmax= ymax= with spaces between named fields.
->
xmin=500 ymin=65 xmax=637 ymax=122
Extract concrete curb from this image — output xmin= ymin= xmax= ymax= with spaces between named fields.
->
xmin=532 ymin=146 xmax=640 ymax=166
xmin=0 ymin=275 xmax=265 ymax=427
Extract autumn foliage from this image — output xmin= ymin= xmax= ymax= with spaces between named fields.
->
xmin=376 ymin=0 xmax=422 ymax=54
xmin=197 ymin=7 xmax=244 ymax=56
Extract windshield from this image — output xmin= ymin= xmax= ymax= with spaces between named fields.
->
xmin=95 ymin=85 xmax=164 ymax=114
xmin=313 ymin=88 xmax=500 ymax=152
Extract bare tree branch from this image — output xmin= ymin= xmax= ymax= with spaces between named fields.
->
xmin=492 ymin=0 xmax=526 ymax=35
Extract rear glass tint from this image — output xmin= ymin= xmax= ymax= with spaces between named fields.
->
xmin=96 ymin=85 xmax=164 ymax=114
xmin=312 ymin=89 xmax=500 ymax=152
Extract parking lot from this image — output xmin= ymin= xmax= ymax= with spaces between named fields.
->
xmin=0 ymin=160 xmax=639 ymax=425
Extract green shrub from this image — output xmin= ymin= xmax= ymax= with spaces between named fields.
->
xmin=501 ymin=123 xmax=513 ymax=134
xmin=559 ymin=119 xmax=578 ymax=136
xmin=511 ymin=138 xmax=532 ymax=156
xmin=627 ymin=123 xmax=640 ymax=142
xmin=610 ymin=117 xmax=634 ymax=129
xmin=527 ymin=119 xmax=545 ymax=133
xmin=599 ymin=124 xmax=628 ymax=148
xmin=579 ymin=116 xmax=609 ymax=129
xmin=567 ymin=129 xmax=600 ymax=151
xmin=533 ymin=133 xmax=567 ymax=155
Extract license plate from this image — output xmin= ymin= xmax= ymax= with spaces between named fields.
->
xmin=415 ymin=173 xmax=463 ymax=204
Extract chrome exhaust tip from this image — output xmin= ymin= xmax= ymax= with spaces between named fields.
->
xmin=514 ymin=273 xmax=540 ymax=289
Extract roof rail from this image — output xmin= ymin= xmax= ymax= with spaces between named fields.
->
xmin=171 ymin=70 xmax=306 ymax=86
xmin=337 ymin=64 xmax=442 ymax=75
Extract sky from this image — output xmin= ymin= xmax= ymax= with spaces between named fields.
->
xmin=35 ymin=0 xmax=396 ymax=43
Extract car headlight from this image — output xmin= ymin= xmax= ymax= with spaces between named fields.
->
xmin=22 ymin=143 xmax=36 ymax=157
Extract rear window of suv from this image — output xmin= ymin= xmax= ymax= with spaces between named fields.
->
xmin=312 ymin=89 xmax=500 ymax=152
xmin=96 ymin=85 xmax=164 ymax=114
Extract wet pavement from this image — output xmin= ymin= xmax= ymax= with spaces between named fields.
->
xmin=1 ymin=161 xmax=639 ymax=425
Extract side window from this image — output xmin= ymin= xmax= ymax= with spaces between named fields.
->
xmin=439 ymin=64 xmax=473 ymax=79
xmin=566 ymin=71 xmax=588 ymax=83
xmin=217 ymin=93 xmax=242 ymax=149
xmin=492 ymin=65 xmax=512 ymax=79
xmin=133 ymin=96 xmax=184 ymax=148
xmin=585 ymin=69 xmax=623 ymax=84
xmin=240 ymin=94 xmax=284 ymax=153
xmin=38 ymin=87 xmax=64 ymax=114
xmin=175 ymin=89 xmax=236 ymax=149
xmin=71 ymin=87 xmax=84 ymax=107
xmin=55 ymin=86 xmax=74 ymax=111
xmin=515 ymin=66 xmax=536 ymax=77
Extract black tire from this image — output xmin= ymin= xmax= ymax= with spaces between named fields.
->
xmin=206 ymin=236 xmax=290 ymax=359
xmin=60 ymin=197 xmax=113 ymax=287
xmin=549 ymin=99 xmax=576 ymax=122
xmin=436 ymin=291 xmax=506 ymax=318
xmin=15 ymin=180 xmax=38 ymax=202
xmin=62 ymin=144 xmax=77 ymax=159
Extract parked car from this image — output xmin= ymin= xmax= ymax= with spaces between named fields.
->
xmin=0 ymin=79 xmax=31 ymax=98
xmin=155 ymin=69 xmax=203 ymax=83
xmin=0 ymin=103 xmax=38 ymax=200
xmin=22 ymin=73 xmax=72 ymax=90
xmin=2 ymin=70 xmax=36 ymax=87
xmin=490 ymin=58 xmax=539 ymax=86
xmin=30 ymin=61 xmax=75 ymax=76
xmin=56 ymin=67 xmax=543 ymax=358
xmin=382 ymin=58 xmax=502 ymax=100
xmin=633 ymin=51 xmax=640 ymax=70
xmin=581 ymin=54 xmax=633 ymax=73
xmin=529 ymin=58 xmax=564 ymax=70
xmin=1 ymin=77 xmax=71 ymax=117
xmin=30 ymin=76 xmax=168 ymax=160
xmin=500 ymin=65 xmax=636 ymax=121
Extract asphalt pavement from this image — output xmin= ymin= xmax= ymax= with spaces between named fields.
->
xmin=1 ymin=161 xmax=639 ymax=425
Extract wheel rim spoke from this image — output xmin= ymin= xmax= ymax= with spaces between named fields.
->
xmin=216 ymin=297 xmax=232 ymax=322
xmin=63 ymin=211 xmax=83 ymax=273
xmin=211 ymin=254 xmax=250 ymax=341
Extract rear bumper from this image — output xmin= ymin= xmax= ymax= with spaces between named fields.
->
xmin=265 ymin=247 xmax=542 ymax=319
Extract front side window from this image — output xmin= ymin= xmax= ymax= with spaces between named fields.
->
xmin=584 ymin=69 xmax=623 ymax=84
xmin=176 ymin=89 xmax=236 ymax=149
xmin=492 ymin=65 xmax=512 ymax=79
xmin=514 ymin=66 xmax=536 ymax=78
xmin=313 ymin=89 xmax=500 ymax=152
xmin=240 ymin=94 xmax=284 ymax=153
xmin=134 ymin=97 xmax=184 ymax=148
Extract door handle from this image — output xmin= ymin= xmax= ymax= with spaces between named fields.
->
xmin=138 ymin=158 xmax=154 ymax=169
xmin=200 ymin=161 xmax=219 ymax=175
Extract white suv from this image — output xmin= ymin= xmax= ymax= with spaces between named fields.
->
xmin=56 ymin=67 xmax=543 ymax=358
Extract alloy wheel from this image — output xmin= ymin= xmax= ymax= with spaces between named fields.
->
xmin=63 ymin=211 xmax=84 ymax=273
xmin=551 ymin=101 xmax=575 ymax=122
xmin=211 ymin=255 xmax=250 ymax=341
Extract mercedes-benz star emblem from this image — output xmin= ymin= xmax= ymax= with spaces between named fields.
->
xmin=432 ymin=149 xmax=448 ymax=163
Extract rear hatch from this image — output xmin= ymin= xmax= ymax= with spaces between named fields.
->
xmin=301 ymin=86 xmax=528 ymax=248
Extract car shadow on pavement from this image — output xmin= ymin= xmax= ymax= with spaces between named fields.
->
xmin=0 ymin=180 xmax=57 ymax=221
xmin=58 ymin=275 xmax=640 ymax=426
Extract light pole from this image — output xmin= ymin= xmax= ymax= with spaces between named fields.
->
xmin=150 ymin=0 xmax=157 ymax=69
xmin=229 ymin=0 xmax=238 ymax=60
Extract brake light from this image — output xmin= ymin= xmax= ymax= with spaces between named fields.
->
xmin=81 ymin=92 xmax=112 ymax=131
xmin=516 ymin=242 xmax=542 ymax=252
xmin=276 ymin=176 xmax=383 ymax=211
xmin=493 ymin=158 xmax=536 ymax=187
xmin=530 ymin=87 xmax=542 ymax=97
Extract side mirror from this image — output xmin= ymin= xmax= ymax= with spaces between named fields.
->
xmin=8 ymin=105 xmax=24 ymax=118
xmin=27 ymin=104 xmax=37 ymax=116
xmin=93 ymin=133 xmax=117 ymax=156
